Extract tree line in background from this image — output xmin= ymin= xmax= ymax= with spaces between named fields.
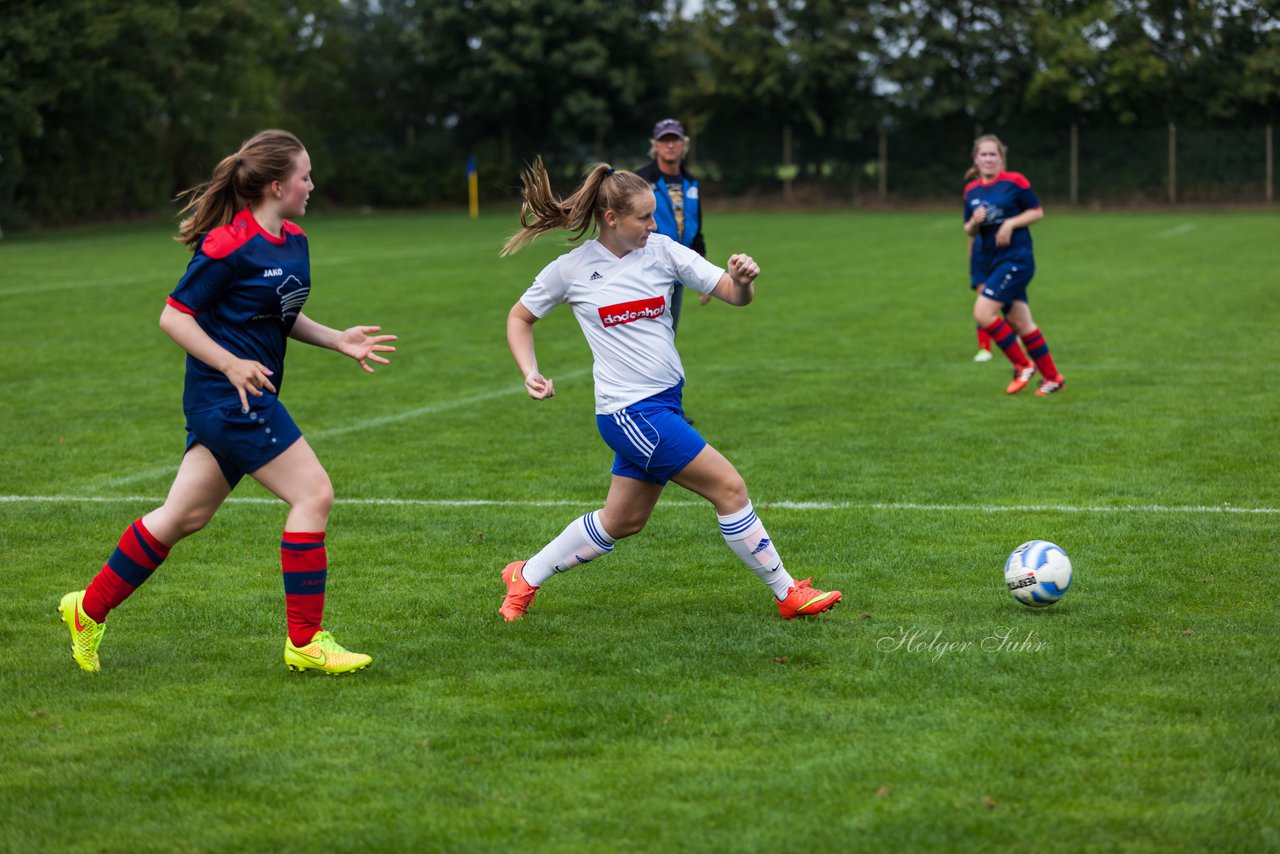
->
xmin=3 ymin=0 xmax=1278 ymax=228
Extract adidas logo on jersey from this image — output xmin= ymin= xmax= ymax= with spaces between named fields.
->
xmin=590 ymin=271 xmax=603 ymax=281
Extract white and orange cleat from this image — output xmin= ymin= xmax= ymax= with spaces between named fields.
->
xmin=1036 ymin=376 xmax=1066 ymax=396
xmin=1005 ymin=364 xmax=1036 ymax=394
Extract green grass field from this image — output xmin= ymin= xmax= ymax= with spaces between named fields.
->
xmin=1 ymin=207 xmax=1277 ymax=852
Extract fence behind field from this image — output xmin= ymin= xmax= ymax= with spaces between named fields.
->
xmin=677 ymin=124 xmax=1277 ymax=208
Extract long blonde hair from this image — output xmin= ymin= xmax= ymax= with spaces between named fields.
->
xmin=501 ymin=158 xmax=652 ymax=256
xmin=175 ymin=129 xmax=306 ymax=249
xmin=964 ymin=134 xmax=1008 ymax=182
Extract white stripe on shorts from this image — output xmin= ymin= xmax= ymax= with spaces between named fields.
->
xmin=613 ymin=410 xmax=656 ymax=455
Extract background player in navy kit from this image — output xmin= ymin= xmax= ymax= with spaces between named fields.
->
xmin=496 ymin=159 xmax=841 ymax=622
xmin=58 ymin=129 xmax=396 ymax=675
xmin=963 ymin=134 xmax=1066 ymax=395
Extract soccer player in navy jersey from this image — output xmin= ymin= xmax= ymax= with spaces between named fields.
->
xmin=495 ymin=159 xmax=841 ymax=622
xmin=58 ymin=130 xmax=396 ymax=675
xmin=964 ymin=135 xmax=1066 ymax=395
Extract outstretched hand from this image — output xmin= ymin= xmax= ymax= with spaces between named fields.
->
xmin=525 ymin=371 xmax=555 ymax=400
xmin=336 ymin=325 xmax=397 ymax=373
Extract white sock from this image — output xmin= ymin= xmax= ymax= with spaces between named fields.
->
xmin=522 ymin=510 xmax=616 ymax=587
xmin=718 ymin=501 xmax=795 ymax=600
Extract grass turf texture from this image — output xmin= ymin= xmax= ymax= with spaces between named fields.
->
xmin=1 ymin=209 xmax=1277 ymax=852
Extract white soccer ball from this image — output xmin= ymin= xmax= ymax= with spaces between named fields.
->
xmin=1004 ymin=540 xmax=1073 ymax=607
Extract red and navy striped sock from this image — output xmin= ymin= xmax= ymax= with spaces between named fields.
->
xmin=282 ymin=531 xmax=327 ymax=646
xmin=1020 ymin=327 xmax=1061 ymax=381
xmin=82 ymin=519 xmax=171 ymax=622
xmin=982 ymin=318 xmax=1032 ymax=368
xmin=976 ymin=325 xmax=992 ymax=351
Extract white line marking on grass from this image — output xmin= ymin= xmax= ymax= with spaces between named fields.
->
xmin=0 ymin=274 xmax=164 ymax=297
xmin=1155 ymin=224 xmax=1196 ymax=238
xmin=769 ymin=501 xmax=1279 ymax=514
xmin=309 ymin=370 xmax=587 ymax=439
xmin=75 ymin=369 xmax=591 ymax=491
xmin=4 ymin=495 xmax=1276 ymax=514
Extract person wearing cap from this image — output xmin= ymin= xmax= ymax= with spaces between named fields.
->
xmin=636 ymin=118 xmax=709 ymax=338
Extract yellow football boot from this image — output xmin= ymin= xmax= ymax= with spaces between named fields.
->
xmin=284 ymin=630 xmax=372 ymax=675
xmin=59 ymin=590 xmax=105 ymax=673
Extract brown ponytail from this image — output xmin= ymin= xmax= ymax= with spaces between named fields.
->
xmin=175 ymin=129 xmax=305 ymax=250
xmin=501 ymin=158 xmax=651 ymax=256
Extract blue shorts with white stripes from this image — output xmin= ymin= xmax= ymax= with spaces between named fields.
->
xmin=596 ymin=382 xmax=707 ymax=485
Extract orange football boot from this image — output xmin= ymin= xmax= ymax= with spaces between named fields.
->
xmin=777 ymin=578 xmax=842 ymax=620
xmin=500 ymin=561 xmax=539 ymax=622
xmin=1005 ymin=364 xmax=1036 ymax=394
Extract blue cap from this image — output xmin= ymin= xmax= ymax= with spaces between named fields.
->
xmin=652 ymin=118 xmax=685 ymax=139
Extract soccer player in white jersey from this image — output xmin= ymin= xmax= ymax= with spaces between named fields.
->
xmin=497 ymin=158 xmax=842 ymax=621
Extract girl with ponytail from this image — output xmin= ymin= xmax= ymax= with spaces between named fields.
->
xmin=59 ymin=130 xmax=397 ymax=676
xmin=497 ymin=159 xmax=843 ymax=623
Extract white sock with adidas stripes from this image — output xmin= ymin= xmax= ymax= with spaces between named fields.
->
xmin=718 ymin=501 xmax=795 ymax=600
xmin=522 ymin=510 xmax=617 ymax=587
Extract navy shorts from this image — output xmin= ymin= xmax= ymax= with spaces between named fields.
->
xmin=978 ymin=261 xmax=1034 ymax=306
xmin=596 ymin=382 xmax=707 ymax=485
xmin=185 ymin=395 xmax=303 ymax=488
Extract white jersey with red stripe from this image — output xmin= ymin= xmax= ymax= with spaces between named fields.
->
xmin=519 ymin=233 xmax=725 ymax=414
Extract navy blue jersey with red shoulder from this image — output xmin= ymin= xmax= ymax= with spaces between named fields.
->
xmin=167 ymin=208 xmax=310 ymax=414
xmin=963 ymin=171 xmax=1040 ymax=270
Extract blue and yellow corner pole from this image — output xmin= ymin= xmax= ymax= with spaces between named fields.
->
xmin=467 ymin=156 xmax=478 ymax=218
